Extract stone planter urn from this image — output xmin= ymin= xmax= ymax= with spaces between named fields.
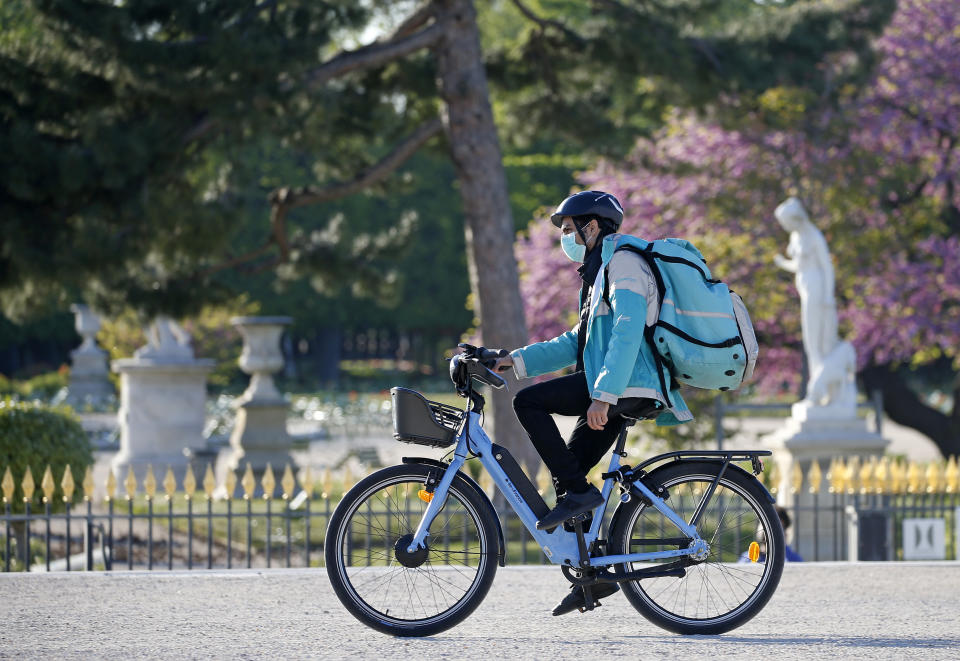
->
xmin=218 ymin=317 xmax=294 ymax=477
xmin=66 ymin=304 xmax=114 ymax=406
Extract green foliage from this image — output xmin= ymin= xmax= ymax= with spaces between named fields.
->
xmin=0 ymin=399 xmax=93 ymax=513
xmin=96 ymin=295 xmax=261 ymax=390
xmin=481 ymin=0 xmax=895 ymax=157
xmin=0 ymin=368 xmax=69 ymax=400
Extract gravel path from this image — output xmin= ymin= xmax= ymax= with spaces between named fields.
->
xmin=2 ymin=563 xmax=958 ymax=660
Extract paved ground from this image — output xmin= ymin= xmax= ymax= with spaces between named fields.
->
xmin=2 ymin=563 xmax=958 ymax=660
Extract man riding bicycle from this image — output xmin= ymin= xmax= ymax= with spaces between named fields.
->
xmin=494 ymin=190 xmax=693 ymax=615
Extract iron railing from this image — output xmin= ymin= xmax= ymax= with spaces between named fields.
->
xmin=2 ymin=455 xmax=958 ymax=571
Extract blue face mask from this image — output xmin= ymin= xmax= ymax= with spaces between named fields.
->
xmin=561 ymin=232 xmax=586 ymax=263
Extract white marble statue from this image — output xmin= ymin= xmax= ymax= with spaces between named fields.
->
xmin=773 ymin=197 xmax=855 ymax=410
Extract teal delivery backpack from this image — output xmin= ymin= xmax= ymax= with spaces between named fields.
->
xmin=605 ymin=238 xmax=758 ymax=395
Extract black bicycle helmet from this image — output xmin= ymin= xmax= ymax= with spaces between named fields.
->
xmin=550 ymin=190 xmax=624 ymax=228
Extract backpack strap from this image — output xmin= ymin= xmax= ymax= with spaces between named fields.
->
xmin=602 ymin=244 xmax=673 ymax=408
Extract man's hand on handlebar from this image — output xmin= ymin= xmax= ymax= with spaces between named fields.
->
xmin=492 ymin=355 xmax=514 ymax=373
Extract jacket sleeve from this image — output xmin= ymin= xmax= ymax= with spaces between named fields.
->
xmin=590 ymin=252 xmax=657 ymax=403
xmin=510 ymin=328 xmax=578 ymax=379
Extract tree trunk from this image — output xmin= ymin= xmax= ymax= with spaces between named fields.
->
xmin=432 ymin=0 xmax=538 ymax=472
xmin=860 ymin=363 xmax=960 ymax=458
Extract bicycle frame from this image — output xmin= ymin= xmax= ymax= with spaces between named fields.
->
xmin=407 ymin=410 xmax=705 ymax=568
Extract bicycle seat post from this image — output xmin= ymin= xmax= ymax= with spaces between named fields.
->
xmin=612 ymin=417 xmax=636 ymax=457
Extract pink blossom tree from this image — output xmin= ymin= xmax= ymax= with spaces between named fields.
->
xmin=516 ymin=0 xmax=960 ymax=456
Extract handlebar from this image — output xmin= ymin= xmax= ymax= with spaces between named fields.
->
xmin=457 ymin=343 xmax=508 ymax=369
xmin=451 ymin=344 xmax=509 ymax=396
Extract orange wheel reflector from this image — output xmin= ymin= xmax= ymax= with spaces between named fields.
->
xmin=748 ymin=541 xmax=760 ymax=563
xmin=417 ymin=489 xmax=434 ymax=503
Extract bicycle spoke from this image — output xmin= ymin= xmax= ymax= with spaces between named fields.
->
xmin=337 ymin=474 xmax=487 ymax=623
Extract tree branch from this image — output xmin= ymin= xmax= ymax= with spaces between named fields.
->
xmin=197 ymin=241 xmax=275 ymax=278
xmin=306 ymin=22 xmax=445 ymax=90
xmin=390 ymin=2 xmax=436 ymax=40
xmin=268 ymin=116 xmax=444 ymax=213
xmin=509 ymin=0 xmax=583 ymax=42
xmin=860 ymin=363 xmax=960 ymax=458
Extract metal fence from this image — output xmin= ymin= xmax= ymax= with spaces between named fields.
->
xmin=2 ymin=455 xmax=958 ymax=571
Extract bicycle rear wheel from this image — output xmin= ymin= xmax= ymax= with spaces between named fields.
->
xmin=609 ymin=460 xmax=784 ymax=635
xmin=325 ymin=464 xmax=499 ymax=636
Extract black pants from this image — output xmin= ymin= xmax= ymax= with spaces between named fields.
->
xmin=512 ymin=371 xmax=650 ymax=494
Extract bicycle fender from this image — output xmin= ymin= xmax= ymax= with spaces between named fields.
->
xmin=402 ymin=457 xmax=506 ymax=567
xmin=608 ymin=459 xmax=775 ymax=538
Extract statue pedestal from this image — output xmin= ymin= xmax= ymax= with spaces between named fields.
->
xmin=68 ymin=347 xmax=114 ymax=405
xmin=66 ymin=304 xmax=114 ymax=406
xmin=216 ymin=317 xmax=294 ymax=478
xmin=111 ymin=359 xmax=214 ymax=479
xmin=766 ymin=402 xmax=888 ymax=463
xmin=765 ymin=402 xmax=888 ymax=560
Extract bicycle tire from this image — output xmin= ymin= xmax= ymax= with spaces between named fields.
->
xmin=609 ymin=460 xmax=784 ymax=635
xmin=325 ymin=464 xmax=499 ymax=637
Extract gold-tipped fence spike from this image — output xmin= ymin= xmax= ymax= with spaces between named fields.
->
xmin=83 ymin=466 xmax=95 ymax=501
xmin=906 ymin=460 xmax=922 ymax=494
xmin=22 ymin=465 xmax=35 ymax=502
xmin=281 ymin=464 xmax=295 ymax=500
xmin=844 ymin=456 xmax=860 ymax=494
xmin=124 ymin=466 xmax=137 ymax=500
xmin=163 ymin=467 xmax=177 ymax=499
xmin=143 ymin=465 xmax=157 ymax=500
xmin=807 ymin=459 xmax=823 ymax=494
xmin=889 ymin=459 xmax=904 ymax=494
xmin=925 ymin=461 xmax=943 ymax=494
xmin=859 ymin=457 xmax=875 ymax=494
xmin=828 ymin=457 xmax=844 ymax=494
xmin=766 ymin=461 xmax=781 ymax=494
xmin=321 ymin=467 xmax=332 ymax=498
xmin=2 ymin=466 xmax=13 ymax=503
xmin=105 ymin=469 xmax=117 ymax=501
xmin=300 ymin=466 xmax=314 ymax=496
xmin=203 ymin=464 xmax=216 ymax=499
xmin=41 ymin=465 xmax=55 ymax=503
xmin=242 ymin=463 xmax=255 ymax=499
xmin=536 ymin=462 xmax=552 ymax=493
xmin=342 ymin=465 xmax=354 ymax=494
xmin=790 ymin=462 xmax=803 ymax=493
xmin=876 ymin=457 xmax=891 ymax=494
xmin=262 ymin=463 xmax=276 ymax=500
xmin=183 ymin=465 xmax=197 ymax=499
xmin=61 ymin=465 xmax=76 ymax=502
xmin=225 ymin=469 xmax=237 ymax=500
xmin=945 ymin=456 xmax=959 ymax=493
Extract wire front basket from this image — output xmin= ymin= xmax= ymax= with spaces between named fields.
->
xmin=390 ymin=387 xmax=464 ymax=448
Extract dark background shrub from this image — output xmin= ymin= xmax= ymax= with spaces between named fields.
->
xmin=0 ymin=398 xmax=93 ymax=512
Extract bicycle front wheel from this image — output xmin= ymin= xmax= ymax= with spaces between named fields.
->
xmin=609 ymin=460 xmax=784 ymax=635
xmin=325 ymin=464 xmax=499 ymax=636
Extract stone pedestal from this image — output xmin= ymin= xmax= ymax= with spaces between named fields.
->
xmin=66 ymin=304 xmax=114 ymax=406
xmin=110 ymin=318 xmax=213 ymax=478
xmin=217 ymin=317 xmax=294 ymax=477
xmin=765 ymin=400 xmax=888 ymax=560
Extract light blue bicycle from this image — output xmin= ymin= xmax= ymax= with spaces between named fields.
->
xmin=326 ymin=345 xmax=784 ymax=637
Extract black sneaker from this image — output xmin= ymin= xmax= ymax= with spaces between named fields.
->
xmin=536 ymin=485 xmax=603 ymax=531
xmin=552 ymin=494 xmax=594 ymax=533
xmin=552 ymin=582 xmax=620 ymax=616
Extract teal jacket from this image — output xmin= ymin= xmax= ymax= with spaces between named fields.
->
xmin=511 ymin=233 xmax=692 ymax=426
